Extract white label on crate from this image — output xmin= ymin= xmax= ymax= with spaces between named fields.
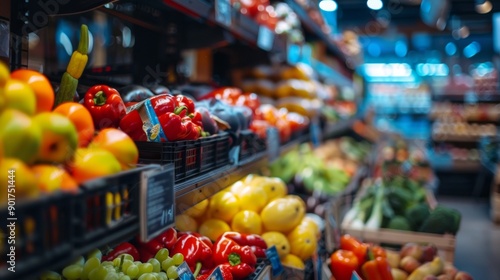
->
xmin=139 ymin=164 xmax=175 ymax=242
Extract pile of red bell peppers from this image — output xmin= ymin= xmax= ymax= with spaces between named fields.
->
xmin=102 ymin=229 xmax=267 ymax=280
xmin=119 ymin=93 xmax=208 ymax=142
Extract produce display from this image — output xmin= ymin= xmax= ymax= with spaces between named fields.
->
xmin=430 ymin=103 xmax=500 ymax=123
xmin=269 ymin=137 xmax=371 ymax=196
xmin=432 ymin=121 xmax=497 ymax=141
xmin=179 ymin=174 xmax=319 ymax=268
xmin=238 ymin=63 xmax=357 ymax=121
xmin=0 ymin=62 xmax=139 ymax=205
xmin=42 ymin=228 xmax=265 ymax=280
xmin=328 ymin=235 xmax=474 ymax=280
xmin=342 ymin=176 xmax=461 ymax=235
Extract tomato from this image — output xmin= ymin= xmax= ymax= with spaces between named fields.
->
xmin=10 ymin=69 xmax=55 ymax=113
xmin=236 ymin=93 xmax=261 ymax=113
xmin=53 ymin=102 xmax=95 ymax=147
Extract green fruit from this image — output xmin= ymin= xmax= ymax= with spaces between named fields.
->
xmin=32 ymin=112 xmax=78 ymax=163
xmin=0 ymin=109 xmax=42 ymax=163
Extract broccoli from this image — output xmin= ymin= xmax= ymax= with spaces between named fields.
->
xmin=387 ymin=216 xmax=412 ymax=231
xmin=405 ymin=203 xmax=431 ymax=231
xmin=419 ymin=206 xmax=461 ymax=235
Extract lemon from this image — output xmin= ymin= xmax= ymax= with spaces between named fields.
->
xmin=208 ymin=191 xmax=240 ymax=223
xmin=175 ymin=214 xmax=198 ymax=232
xmin=231 ymin=210 xmax=262 ymax=235
xmin=198 ymin=219 xmax=231 ymax=242
xmin=261 ymin=231 xmax=290 ymax=258
xmin=287 ymin=224 xmax=317 ymax=261
xmin=184 ymin=199 xmax=209 ymax=218
xmin=229 ymin=180 xmax=246 ymax=194
xmin=281 ymin=254 xmax=305 ymax=270
xmin=256 ymin=177 xmax=287 ymax=202
xmin=0 ymin=61 xmax=9 ymax=87
xmin=261 ymin=195 xmax=305 ymax=233
xmin=234 ymin=186 xmax=268 ymax=213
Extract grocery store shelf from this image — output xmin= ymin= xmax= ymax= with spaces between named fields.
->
xmin=432 ymin=135 xmax=485 ymax=143
xmin=432 ymin=160 xmax=482 ymax=172
xmin=285 ymin=0 xmax=350 ymax=68
xmin=432 ymin=93 xmax=500 ymax=104
xmin=164 ymin=0 xmax=286 ymax=53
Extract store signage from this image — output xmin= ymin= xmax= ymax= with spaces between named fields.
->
xmin=266 ymin=127 xmax=280 ymax=162
xmin=139 ymin=164 xmax=175 ymax=242
xmin=215 ymin=0 xmax=231 ymax=27
xmin=258 ymin=26 xmax=274 ymax=51
xmin=265 ymin=246 xmax=284 ymax=276
xmin=177 ymin=262 xmax=195 ymax=280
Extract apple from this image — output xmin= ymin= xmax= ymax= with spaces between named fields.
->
xmin=454 ymin=271 xmax=473 ymax=280
xmin=443 ymin=263 xmax=458 ymax=279
xmin=400 ymin=256 xmax=421 ymax=274
xmin=88 ymin=128 xmax=138 ymax=170
xmin=70 ymin=148 xmax=122 ymax=184
xmin=0 ymin=109 xmax=42 ymax=163
xmin=33 ymin=112 xmax=78 ymax=164
xmin=437 ymin=275 xmax=452 ymax=280
xmin=3 ymin=79 xmax=37 ymax=115
xmin=421 ymin=244 xmax=438 ymax=263
xmin=391 ymin=268 xmax=408 ymax=280
xmin=400 ymin=243 xmax=424 ymax=261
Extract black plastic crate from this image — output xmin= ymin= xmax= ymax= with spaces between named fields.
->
xmin=0 ymin=192 xmax=73 ymax=279
xmin=239 ymin=130 xmax=256 ymax=162
xmin=136 ymin=140 xmax=200 ymax=183
xmin=73 ymin=165 xmax=158 ymax=251
xmin=136 ymin=133 xmax=231 ymax=183
xmin=215 ymin=133 xmax=231 ymax=168
xmin=246 ymin=259 xmax=271 ymax=280
xmin=254 ymin=136 xmax=267 ymax=155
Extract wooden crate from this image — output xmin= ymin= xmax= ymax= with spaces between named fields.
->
xmin=328 ymin=181 xmax=456 ymax=263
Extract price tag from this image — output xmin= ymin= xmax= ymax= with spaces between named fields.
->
xmin=207 ymin=266 xmax=223 ymax=280
xmin=177 ymin=262 xmax=195 ymax=280
xmin=310 ymin=120 xmax=321 ymax=147
xmin=257 ymin=25 xmax=274 ymax=51
xmin=266 ymin=127 xmax=280 ymax=162
xmin=351 ymin=271 xmax=362 ymax=280
xmin=215 ymin=0 xmax=231 ymax=27
xmin=139 ymin=164 xmax=175 ymax=242
xmin=464 ymin=91 xmax=477 ymax=104
xmin=265 ymin=246 xmax=284 ymax=276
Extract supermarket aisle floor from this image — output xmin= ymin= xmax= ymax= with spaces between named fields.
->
xmin=438 ymin=196 xmax=500 ymax=280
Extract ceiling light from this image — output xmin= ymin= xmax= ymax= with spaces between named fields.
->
xmin=475 ymin=0 xmax=492 ymax=14
xmin=319 ymin=0 xmax=338 ymax=12
xmin=367 ymin=0 xmax=383 ymax=10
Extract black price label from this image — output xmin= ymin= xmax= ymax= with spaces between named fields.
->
xmin=139 ymin=164 xmax=175 ymax=242
xmin=266 ymin=127 xmax=280 ymax=162
xmin=351 ymin=271 xmax=362 ymax=280
xmin=177 ymin=262 xmax=195 ymax=280
xmin=258 ymin=25 xmax=274 ymax=51
xmin=215 ymin=0 xmax=231 ymax=27
xmin=265 ymin=246 xmax=283 ymax=276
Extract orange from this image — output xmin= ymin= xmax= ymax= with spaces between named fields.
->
xmin=89 ymin=128 xmax=139 ymax=170
xmin=53 ymin=102 xmax=95 ymax=147
xmin=10 ymin=69 xmax=55 ymax=113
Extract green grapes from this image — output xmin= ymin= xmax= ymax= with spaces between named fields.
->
xmin=126 ymin=264 xmax=139 ymax=278
xmin=120 ymin=254 xmax=135 ymax=262
xmin=171 ymin=253 xmax=184 ymax=266
xmin=147 ymin=258 xmax=161 ymax=273
xmin=155 ymin=248 xmax=170 ymax=263
xmin=62 ymin=264 xmax=83 ymax=280
xmin=166 ymin=266 xmax=178 ymax=279
xmin=40 ymin=271 xmax=62 ymax=280
xmin=161 ymin=258 xmax=175 ymax=272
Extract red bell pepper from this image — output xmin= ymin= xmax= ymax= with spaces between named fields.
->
xmin=155 ymin=228 xmax=178 ymax=250
xmin=136 ymin=237 xmax=164 ymax=263
xmin=221 ymin=232 xmax=267 ymax=259
xmin=178 ymin=231 xmax=213 ymax=249
xmin=213 ymin=235 xmax=257 ymax=279
xmin=340 ymin=235 xmax=368 ymax=265
xmin=176 ymin=94 xmax=195 ymax=113
xmin=196 ymin=264 xmax=234 ymax=280
xmin=102 ymin=242 xmax=140 ymax=262
xmin=361 ymin=257 xmax=393 ymax=280
xmin=171 ymin=234 xmax=213 ymax=277
xmin=84 ymin=85 xmax=127 ymax=129
xmin=330 ymin=250 xmax=359 ymax=280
